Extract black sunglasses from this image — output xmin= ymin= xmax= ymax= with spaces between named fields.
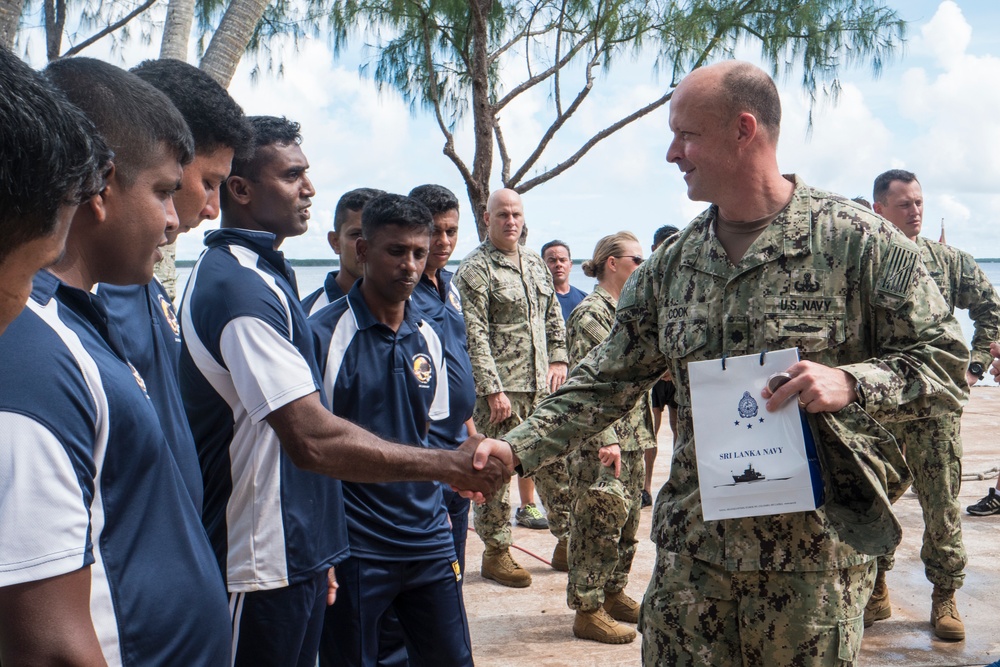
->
xmin=614 ymin=255 xmax=643 ymax=266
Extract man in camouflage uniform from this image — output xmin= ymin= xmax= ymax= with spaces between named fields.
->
xmin=864 ymin=169 xmax=1000 ymax=640
xmin=474 ymin=61 xmax=969 ymax=665
xmin=564 ymin=232 xmax=656 ymax=644
xmin=454 ymin=188 xmax=573 ymax=587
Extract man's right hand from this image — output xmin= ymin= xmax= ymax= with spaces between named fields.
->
xmin=487 ymin=391 xmax=512 ymax=424
xmin=448 ymin=435 xmax=511 ymax=504
xmin=990 ymin=342 xmax=1000 ymax=380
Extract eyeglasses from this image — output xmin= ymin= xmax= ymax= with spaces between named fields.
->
xmin=614 ymin=255 xmax=643 ymax=265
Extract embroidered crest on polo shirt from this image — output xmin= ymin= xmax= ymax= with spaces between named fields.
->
xmin=448 ymin=290 xmax=462 ymax=313
xmin=127 ymin=361 xmax=150 ymax=397
xmin=411 ymin=354 xmax=433 ymax=386
xmin=158 ymin=293 xmax=180 ymax=337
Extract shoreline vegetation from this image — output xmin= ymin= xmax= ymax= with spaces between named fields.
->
xmin=175 ymin=258 xmax=1000 ymax=268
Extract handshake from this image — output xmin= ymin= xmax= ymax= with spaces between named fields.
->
xmin=447 ymin=435 xmax=518 ymax=503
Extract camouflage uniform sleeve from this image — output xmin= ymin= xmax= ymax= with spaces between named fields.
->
xmin=566 ymin=302 xmax=619 ymax=449
xmin=544 ymin=270 xmax=569 ymax=365
xmin=953 ymin=250 xmax=1000 ymax=367
xmin=505 ymin=263 xmax=667 ymax=473
xmin=455 ymin=260 xmax=504 ymax=397
xmin=838 ymin=231 xmax=969 ymax=422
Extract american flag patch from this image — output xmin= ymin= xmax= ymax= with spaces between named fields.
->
xmin=877 ymin=243 xmax=918 ymax=297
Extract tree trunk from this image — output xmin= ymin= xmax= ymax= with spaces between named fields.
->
xmin=160 ymin=0 xmax=194 ymax=60
xmin=199 ymin=0 xmax=268 ymax=87
xmin=155 ymin=243 xmax=179 ymax=299
xmin=0 ymin=0 xmax=24 ymax=49
xmin=44 ymin=0 xmax=66 ymax=61
xmin=155 ymin=0 xmax=195 ymax=299
xmin=468 ymin=0 xmax=493 ymax=241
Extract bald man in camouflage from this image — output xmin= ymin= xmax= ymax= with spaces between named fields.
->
xmin=474 ymin=62 xmax=969 ymax=666
xmin=454 ymin=188 xmax=573 ymax=588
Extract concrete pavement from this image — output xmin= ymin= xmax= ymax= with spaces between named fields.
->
xmin=462 ymin=386 xmax=1000 ymax=666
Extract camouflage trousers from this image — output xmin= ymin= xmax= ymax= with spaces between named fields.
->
xmin=878 ymin=413 xmax=966 ymax=590
xmin=566 ymin=447 xmax=644 ymax=611
xmin=473 ymin=392 xmax=571 ymax=550
xmin=638 ymin=552 xmax=874 ymax=667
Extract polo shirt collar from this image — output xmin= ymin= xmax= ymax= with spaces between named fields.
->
xmin=345 ymin=280 xmax=421 ymax=337
xmin=31 ymin=269 xmax=128 ymax=360
xmin=205 ymin=228 xmax=296 ymax=286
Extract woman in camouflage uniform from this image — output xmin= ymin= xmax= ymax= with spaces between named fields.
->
xmin=564 ymin=231 xmax=656 ymax=644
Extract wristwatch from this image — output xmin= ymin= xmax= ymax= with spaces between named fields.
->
xmin=969 ymin=362 xmax=985 ymax=381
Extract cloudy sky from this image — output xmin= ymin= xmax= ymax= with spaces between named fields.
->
xmin=37 ymin=0 xmax=1000 ymax=261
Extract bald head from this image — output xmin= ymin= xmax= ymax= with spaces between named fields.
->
xmin=667 ymin=60 xmax=791 ymax=214
xmin=485 ymin=188 xmax=525 ymax=252
xmin=678 ymin=61 xmax=781 ymax=143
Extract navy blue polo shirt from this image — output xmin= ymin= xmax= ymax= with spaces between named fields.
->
xmin=556 ymin=285 xmax=588 ymax=322
xmin=410 ymin=268 xmax=476 ymax=448
xmin=97 ymin=279 xmax=202 ymax=509
xmin=0 ymin=271 xmax=230 ymax=666
xmin=309 ymin=282 xmax=455 ymax=561
xmin=301 ymin=269 xmax=347 ymax=316
xmin=179 ymin=228 xmax=348 ymax=591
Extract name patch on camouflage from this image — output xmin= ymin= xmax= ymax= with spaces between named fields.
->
xmin=616 ymin=271 xmax=640 ymax=312
xmin=877 ymin=243 xmax=918 ymax=297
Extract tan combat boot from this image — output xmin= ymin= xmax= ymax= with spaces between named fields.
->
xmin=931 ymin=586 xmax=965 ymax=640
xmin=481 ymin=548 xmax=532 ymax=588
xmin=863 ymin=570 xmax=891 ymax=628
xmin=603 ymin=589 xmax=640 ymax=624
xmin=573 ymin=607 xmax=637 ymax=644
xmin=551 ymin=539 xmax=569 ymax=572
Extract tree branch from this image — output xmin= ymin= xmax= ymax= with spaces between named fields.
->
xmin=509 ymin=51 xmax=599 ymax=185
xmin=61 ymin=0 xmax=158 ymax=58
xmin=553 ymin=0 xmax=567 ymax=116
xmin=419 ymin=6 xmax=473 ymax=187
xmin=514 ymin=90 xmax=672 ymax=193
xmin=495 ymin=121 xmax=511 ymax=184
xmin=495 ymin=30 xmax=592 ymax=111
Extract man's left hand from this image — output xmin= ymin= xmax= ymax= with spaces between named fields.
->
xmin=327 ymin=567 xmax=338 ymax=606
xmin=598 ymin=444 xmax=621 ymax=478
xmin=547 ymin=362 xmax=568 ymax=393
xmin=762 ymin=360 xmax=857 ymax=413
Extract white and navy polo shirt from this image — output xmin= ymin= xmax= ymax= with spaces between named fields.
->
xmin=301 ymin=269 xmax=347 ymax=316
xmin=410 ymin=267 xmax=477 ymax=449
xmin=309 ymin=283 xmax=455 ymax=561
xmin=97 ymin=279 xmax=203 ymax=510
xmin=179 ymin=228 xmax=348 ymax=592
xmin=0 ymin=271 xmax=230 ymax=666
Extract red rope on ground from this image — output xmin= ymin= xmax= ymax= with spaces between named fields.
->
xmin=467 ymin=525 xmax=553 ymax=566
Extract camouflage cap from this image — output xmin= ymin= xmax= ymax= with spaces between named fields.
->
xmin=810 ymin=403 xmax=911 ymax=555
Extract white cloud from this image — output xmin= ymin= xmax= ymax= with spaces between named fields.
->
xmin=911 ymin=1 xmax=971 ymax=68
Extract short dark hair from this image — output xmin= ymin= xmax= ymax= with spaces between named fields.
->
xmin=229 ymin=116 xmax=301 ymax=180
xmin=851 ymin=196 xmax=872 ymax=210
xmin=722 ymin=62 xmax=782 ymax=139
xmin=541 ymin=240 xmax=571 ymax=259
xmin=45 ymin=57 xmax=194 ymax=185
xmin=130 ymin=58 xmax=253 ymax=160
xmin=361 ymin=194 xmax=434 ymax=240
xmin=873 ymin=169 xmax=919 ymax=204
xmin=222 ymin=116 xmax=303 ymax=212
xmin=652 ymin=225 xmax=680 ymax=249
xmin=0 ymin=47 xmax=109 ymax=264
xmin=408 ymin=184 xmax=459 ymax=217
xmin=334 ymin=188 xmax=386 ymax=233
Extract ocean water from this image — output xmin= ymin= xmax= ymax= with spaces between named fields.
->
xmin=175 ymin=260 xmax=1000 ymax=384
